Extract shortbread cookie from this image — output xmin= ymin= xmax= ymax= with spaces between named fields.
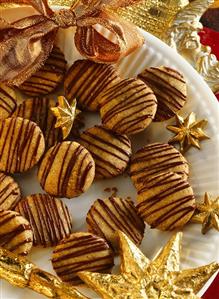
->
xmin=0 ymin=210 xmax=33 ymax=255
xmin=15 ymin=194 xmax=72 ymax=247
xmin=86 ymin=197 xmax=145 ymax=250
xmin=13 ymin=97 xmax=84 ymax=149
xmin=0 ymin=173 xmax=21 ymax=210
xmin=99 ymin=78 xmax=157 ymax=135
xmin=19 ymin=46 xmax=67 ymax=96
xmin=38 ymin=141 xmax=95 ymax=198
xmin=130 ymin=143 xmax=189 ymax=189
xmin=0 ymin=117 xmax=45 ymax=173
xmin=80 ymin=126 xmax=132 ymax=179
xmin=64 ymin=59 xmax=119 ymax=111
xmin=138 ymin=66 xmax=187 ymax=121
xmin=0 ymin=83 xmax=17 ymax=120
xmin=52 ymin=232 xmax=114 ymax=285
xmin=137 ymin=172 xmax=195 ymax=231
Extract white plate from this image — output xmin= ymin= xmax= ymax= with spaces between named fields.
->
xmin=1 ymin=7 xmax=219 ymax=299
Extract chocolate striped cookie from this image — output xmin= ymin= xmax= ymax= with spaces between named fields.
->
xmin=0 ymin=210 xmax=33 ymax=255
xmin=0 ymin=117 xmax=45 ymax=173
xmin=130 ymin=143 xmax=189 ymax=190
xmin=52 ymin=232 xmax=114 ymax=285
xmin=13 ymin=97 xmax=62 ymax=149
xmin=19 ymin=46 xmax=66 ymax=97
xmin=138 ymin=66 xmax=187 ymax=121
xmin=0 ymin=173 xmax=21 ymax=211
xmin=38 ymin=141 xmax=95 ymax=198
xmin=15 ymin=194 xmax=72 ymax=247
xmin=137 ymin=172 xmax=195 ymax=231
xmin=86 ymin=197 xmax=145 ymax=250
xmin=99 ymin=78 xmax=157 ymax=135
xmin=64 ymin=59 xmax=120 ymax=111
xmin=0 ymin=83 xmax=17 ymax=120
xmin=79 ymin=126 xmax=132 ymax=179
xmin=13 ymin=97 xmax=84 ymax=149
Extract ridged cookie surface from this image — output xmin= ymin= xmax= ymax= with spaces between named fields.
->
xmin=52 ymin=232 xmax=114 ymax=285
xmin=80 ymin=126 xmax=132 ymax=179
xmin=99 ymin=78 xmax=157 ymax=135
xmin=64 ymin=59 xmax=119 ymax=111
xmin=0 ymin=117 xmax=45 ymax=173
xmin=0 ymin=210 xmax=33 ymax=255
xmin=130 ymin=143 xmax=189 ymax=189
xmin=137 ymin=172 xmax=195 ymax=231
xmin=86 ymin=197 xmax=145 ymax=250
xmin=38 ymin=141 xmax=95 ymax=198
xmin=138 ymin=66 xmax=187 ymax=121
xmin=19 ymin=46 xmax=66 ymax=96
xmin=15 ymin=194 xmax=72 ymax=247
xmin=0 ymin=83 xmax=17 ymax=120
xmin=0 ymin=173 xmax=21 ymax=210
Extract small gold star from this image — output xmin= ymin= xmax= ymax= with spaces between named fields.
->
xmin=51 ymin=96 xmax=81 ymax=140
xmin=78 ymin=231 xmax=219 ymax=299
xmin=191 ymin=192 xmax=219 ymax=234
xmin=167 ymin=112 xmax=210 ymax=153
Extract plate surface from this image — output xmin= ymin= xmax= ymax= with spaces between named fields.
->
xmin=1 ymin=7 xmax=219 ymax=299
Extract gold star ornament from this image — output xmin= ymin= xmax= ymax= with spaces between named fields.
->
xmin=167 ymin=112 xmax=210 ymax=153
xmin=51 ymin=96 xmax=81 ymax=140
xmin=191 ymin=192 xmax=219 ymax=234
xmin=78 ymin=231 xmax=219 ymax=299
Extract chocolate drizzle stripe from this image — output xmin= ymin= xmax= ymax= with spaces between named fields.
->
xmin=52 ymin=233 xmax=113 ymax=283
xmin=100 ymin=84 xmax=148 ymax=113
xmin=139 ymin=70 xmax=186 ymax=99
xmin=139 ymin=195 xmax=195 ymax=219
xmin=101 ymin=78 xmax=137 ymax=98
xmin=80 ymin=132 xmax=130 ymax=161
xmin=40 ymin=143 xmax=62 ymax=188
xmin=0 ymin=211 xmax=32 ymax=254
xmin=110 ymin=198 xmax=141 ymax=243
xmin=151 ymin=197 xmax=195 ymax=226
xmin=167 ymin=206 xmax=195 ymax=230
xmin=16 ymin=194 xmax=72 ymax=247
xmin=151 ymin=67 xmax=186 ymax=83
xmin=102 ymin=93 xmax=155 ymax=124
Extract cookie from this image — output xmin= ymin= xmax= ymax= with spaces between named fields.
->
xmin=0 ymin=173 xmax=21 ymax=211
xmin=86 ymin=197 xmax=145 ymax=250
xmin=0 ymin=83 xmax=17 ymax=120
xmin=0 ymin=117 xmax=45 ymax=173
xmin=99 ymin=78 xmax=157 ymax=135
xmin=138 ymin=66 xmax=187 ymax=121
xmin=15 ymin=194 xmax=72 ymax=247
xmin=19 ymin=46 xmax=67 ymax=96
xmin=79 ymin=125 xmax=132 ymax=179
xmin=52 ymin=232 xmax=114 ymax=285
xmin=130 ymin=143 xmax=189 ymax=189
xmin=137 ymin=172 xmax=195 ymax=231
xmin=0 ymin=210 xmax=33 ymax=255
xmin=12 ymin=97 xmax=84 ymax=149
xmin=64 ymin=59 xmax=119 ymax=111
xmin=38 ymin=141 xmax=95 ymax=198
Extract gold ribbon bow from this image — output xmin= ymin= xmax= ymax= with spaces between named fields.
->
xmin=0 ymin=0 xmax=144 ymax=86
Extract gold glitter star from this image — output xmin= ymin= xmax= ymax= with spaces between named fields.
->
xmin=191 ymin=192 xmax=219 ymax=234
xmin=167 ymin=112 xmax=210 ymax=153
xmin=78 ymin=231 xmax=219 ymax=299
xmin=51 ymin=96 xmax=81 ymax=140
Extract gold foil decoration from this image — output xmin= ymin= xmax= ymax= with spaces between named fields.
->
xmin=165 ymin=0 xmax=219 ymax=93
xmin=113 ymin=0 xmax=188 ymax=38
xmin=191 ymin=192 xmax=219 ymax=234
xmin=51 ymin=96 xmax=81 ymax=140
xmin=167 ymin=112 xmax=210 ymax=153
xmin=79 ymin=231 xmax=219 ymax=299
xmin=0 ymin=247 xmax=89 ymax=299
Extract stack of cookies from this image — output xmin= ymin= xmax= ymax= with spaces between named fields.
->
xmin=0 ymin=45 xmax=198 ymax=287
